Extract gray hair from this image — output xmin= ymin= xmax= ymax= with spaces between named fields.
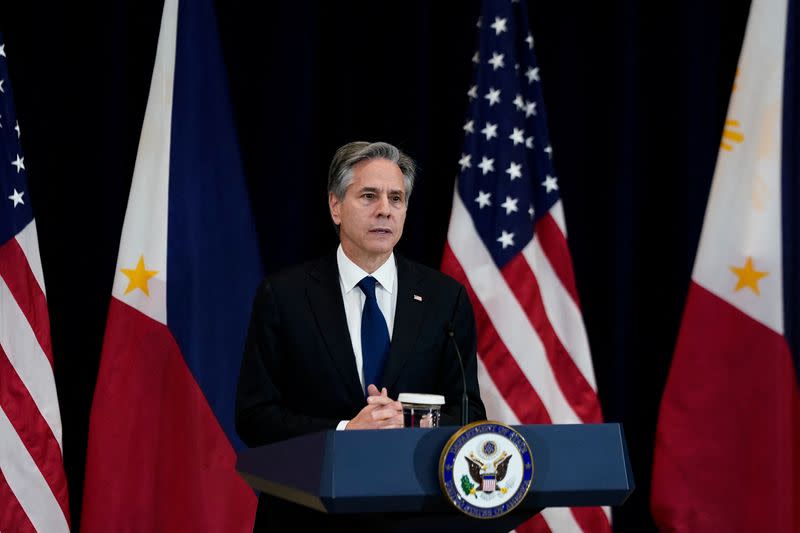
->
xmin=327 ymin=141 xmax=417 ymax=201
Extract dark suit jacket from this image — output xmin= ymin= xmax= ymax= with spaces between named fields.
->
xmin=235 ymin=252 xmax=486 ymax=530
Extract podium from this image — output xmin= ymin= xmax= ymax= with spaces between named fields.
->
xmin=236 ymin=423 xmax=634 ymax=532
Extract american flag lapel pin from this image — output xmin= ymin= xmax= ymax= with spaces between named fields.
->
xmin=413 ymin=294 xmax=423 ymax=302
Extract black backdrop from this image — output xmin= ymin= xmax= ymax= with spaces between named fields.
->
xmin=1 ymin=1 xmax=751 ymax=531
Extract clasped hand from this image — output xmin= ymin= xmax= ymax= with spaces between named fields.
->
xmin=345 ymin=384 xmax=404 ymax=430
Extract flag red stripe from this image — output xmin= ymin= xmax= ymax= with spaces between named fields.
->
xmin=442 ymin=245 xmax=552 ymax=423
xmin=652 ymin=283 xmax=800 ymax=532
xmin=501 ymin=254 xmax=603 ymax=423
xmin=82 ymin=298 xmax=256 ymax=532
xmin=0 ymin=468 xmax=37 ymax=533
xmin=536 ymin=214 xmax=580 ymax=308
xmin=0 ymin=345 xmax=70 ymax=524
xmin=0 ymin=238 xmax=53 ymax=366
xmin=571 ymin=506 xmax=612 ymax=532
xmin=515 ymin=513 xmax=552 ymax=533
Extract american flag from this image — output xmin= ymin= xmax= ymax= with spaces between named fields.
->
xmin=0 ymin=36 xmax=70 ymax=532
xmin=440 ymin=1 xmax=609 ymax=531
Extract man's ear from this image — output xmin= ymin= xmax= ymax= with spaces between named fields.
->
xmin=329 ymin=192 xmax=342 ymax=226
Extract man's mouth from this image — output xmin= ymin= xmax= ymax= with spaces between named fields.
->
xmin=369 ymin=228 xmax=392 ymax=235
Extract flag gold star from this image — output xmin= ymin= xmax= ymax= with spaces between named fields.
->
xmin=120 ymin=255 xmax=159 ymax=296
xmin=729 ymin=257 xmax=768 ymax=295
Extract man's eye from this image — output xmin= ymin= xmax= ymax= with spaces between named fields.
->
xmin=363 ymin=193 xmax=375 ymax=199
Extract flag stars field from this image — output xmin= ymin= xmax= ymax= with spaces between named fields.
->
xmin=484 ymin=87 xmax=501 ymax=106
xmin=509 ymin=128 xmax=525 ymax=145
xmin=497 ymin=230 xmax=515 ymax=248
xmin=501 ymin=196 xmax=519 ymax=214
xmin=489 ymin=52 xmax=505 ymax=70
xmin=729 ymin=256 xmax=768 ymax=295
xmin=120 ymin=255 xmax=159 ymax=296
xmin=542 ymin=175 xmax=558 ymax=192
xmin=12 ymin=153 xmax=24 ymax=172
xmin=475 ymin=191 xmax=492 ymax=208
xmin=506 ymin=162 xmax=522 ymax=180
xmin=490 ymin=16 xmax=507 ymax=35
xmin=8 ymin=187 xmax=24 ymax=207
xmin=481 ymin=121 xmax=498 ymax=140
xmin=478 ymin=156 xmax=495 ymax=175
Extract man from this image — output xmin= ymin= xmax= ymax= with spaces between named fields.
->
xmin=236 ymin=141 xmax=485 ymax=529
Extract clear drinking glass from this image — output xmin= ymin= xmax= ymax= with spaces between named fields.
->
xmin=398 ymin=393 xmax=445 ymax=428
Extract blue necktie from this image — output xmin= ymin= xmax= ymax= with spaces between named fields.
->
xmin=358 ymin=276 xmax=390 ymax=393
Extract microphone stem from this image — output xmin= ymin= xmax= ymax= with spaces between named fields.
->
xmin=448 ymin=328 xmax=469 ymax=427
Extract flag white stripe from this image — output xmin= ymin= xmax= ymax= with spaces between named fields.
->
xmin=523 ymin=237 xmax=597 ymax=391
xmin=550 ymin=200 xmax=567 ymax=237
xmin=448 ymin=192 xmax=580 ymax=424
xmin=477 ymin=356 xmax=520 ymax=424
xmin=14 ymin=221 xmax=46 ymax=297
xmin=0 ymin=276 xmax=63 ymax=448
xmin=0 ymin=406 xmax=69 ymax=533
xmin=477 ymin=359 xmax=588 ymax=532
xmin=110 ymin=0 xmax=177 ymax=325
xmin=540 ymin=507 xmax=584 ymax=533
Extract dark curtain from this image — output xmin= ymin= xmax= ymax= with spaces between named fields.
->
xmin=0 ymin=1 xmax=751 ymax=530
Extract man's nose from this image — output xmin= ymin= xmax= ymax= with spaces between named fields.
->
xmin=376 ymin=194 xmax=392 ymax=216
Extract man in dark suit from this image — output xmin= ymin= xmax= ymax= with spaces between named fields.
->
xmin=236 ymin=141 xmax=486 ymax=529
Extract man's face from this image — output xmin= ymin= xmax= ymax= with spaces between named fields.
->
xmin=329 ymin=158 xmax=407 ymax=269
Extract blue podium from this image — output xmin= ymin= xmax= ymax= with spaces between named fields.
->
xmin=236 ymin=423 xmax=634 ymax=532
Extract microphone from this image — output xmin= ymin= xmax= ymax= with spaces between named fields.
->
xmin=445 ymin=322 xmax=469 ymax=427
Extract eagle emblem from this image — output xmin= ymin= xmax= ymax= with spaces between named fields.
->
xmin=466 ymin=450 xmax=512 ymax=493
xmin=439 ymin=421 xmax=533 ymax=518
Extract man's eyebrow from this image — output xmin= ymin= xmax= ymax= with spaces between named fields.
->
xmin=356 ymin=186 xmax=405 ymax=196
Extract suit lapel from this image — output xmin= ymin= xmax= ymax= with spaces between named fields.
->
xmin=306 ymin=254 xmax=364 ymax=403
xmin=382 ymin=255 xmax=426 ymax=389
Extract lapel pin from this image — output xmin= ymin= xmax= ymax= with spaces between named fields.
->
xmin=413 ymin=294 xmax=423 ymax=302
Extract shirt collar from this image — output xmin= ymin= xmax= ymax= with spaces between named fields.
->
xmin=337 ymin=245 xmax=396 ymax=295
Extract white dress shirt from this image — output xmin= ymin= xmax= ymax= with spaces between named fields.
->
xmin=335 ymin=245 xmax=398 ymax=430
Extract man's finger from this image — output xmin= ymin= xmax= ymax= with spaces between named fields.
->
xmin=381 ymin=387 xmax=388 ymax=397
xmin=367 ymin=384 xmax=381 ymax=397
xmin=379 ymin=416 xmax=404 ymax=429
xmin=367 ymin=395 xmax=396 ymax=406
xmin=371 ymin=406 xmax=402 ymax=421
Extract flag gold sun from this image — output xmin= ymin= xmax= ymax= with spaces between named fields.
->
xmin=721 ymin=120 xmax=744 ymax=151
xmin=720 ymin=120 xmax=744 ymax=152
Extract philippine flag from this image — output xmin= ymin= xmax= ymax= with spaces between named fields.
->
xmin=80 ymin=0 xmax=262 ymax=530
xmin=651 ymin=0 xmax=800 ymax=530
